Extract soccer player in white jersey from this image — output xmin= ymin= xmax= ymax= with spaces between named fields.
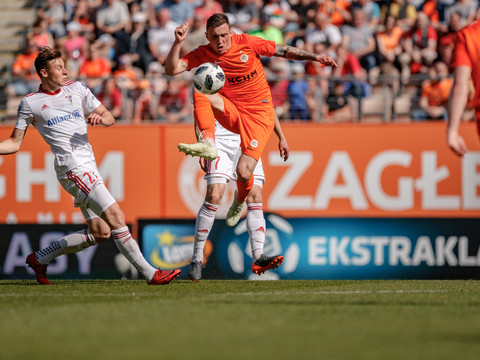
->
xmin=0 ymin=47 xmax=181 ymax=285
xmin=188 ymin=116 xmax=289 ymax=281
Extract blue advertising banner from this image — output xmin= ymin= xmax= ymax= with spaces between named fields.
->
xmin=139 ymin=216 xmax=480 ymax=280
xmin=138 ymin=220 xmax=214 ymax=279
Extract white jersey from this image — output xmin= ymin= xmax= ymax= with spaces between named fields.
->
xmin=16 ymin=81 xmax=102 ymax=174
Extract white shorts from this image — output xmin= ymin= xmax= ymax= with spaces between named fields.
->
xmin=58 ymin=161 xmax=116 ymax=221
xmin=204 ymin=136 xmax=265 ymax=187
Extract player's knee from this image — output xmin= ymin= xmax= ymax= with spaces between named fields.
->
xmin=237 ymin=170 xmax=252 ymax=183
xmin=92 ymin=230 xmax=111 ymax=243
xmin=89 ymin=224 xmax=111 ymax=243
xmin=103 ymin=205 xmax=126 ymax=229
xmin=206 ymin=192 xmax=223 ymax=205
xmin=247 ymin=192 xmax=262 ymax=204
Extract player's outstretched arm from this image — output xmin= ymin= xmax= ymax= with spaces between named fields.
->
xmin=0 ymin=128 xmax=26 ymax=155
xmin=273 ymin=114 xmax=289 ymax=162
xmin=447 ymin=66 xmax=470 ymax=157
xmin=87 ymin=104 xmax=115 ymax=127
xmin=274 ymin=45 xmax=337 ymax=67
xmin=165 ymin=23 xmax=190 ymax=76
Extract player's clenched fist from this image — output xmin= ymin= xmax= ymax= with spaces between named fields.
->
xmin=174 ymin=23 xmax=189 ymax=43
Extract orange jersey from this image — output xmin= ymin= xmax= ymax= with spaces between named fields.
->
xmin=182 ymin=33 xmax=276 ymax=109
xmin=451 ymin=20 xmax=480 ymax=121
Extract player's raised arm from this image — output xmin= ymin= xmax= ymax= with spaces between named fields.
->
xmin=0 ymin=128 xmax=26 ymax=155
xmin=165 ymin=23 xmax=190 ymax=76
xmin=87 ymin=104 xmax=115 ymax=127
xmin=274 ymin=45 xmax=337 ymax=67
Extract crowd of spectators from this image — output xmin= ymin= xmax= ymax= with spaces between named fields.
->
xmin=6 ymin=0 xmax=480 ymax=123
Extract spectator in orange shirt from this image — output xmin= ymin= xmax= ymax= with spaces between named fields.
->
xmin=79 ymin=44 xmax=111 ymax=93
xmin=113 ymin=54 xmax=141 ymax=92
xmin=421 ymin=0 xmax=441 ymax=30
xmin=12 ymin=41 xmax=39 ymax=82
xmin=410 ymin=60 xmax=452 ymax=121
xmin=317 ymin=0 xmax=351 ymax=28
xmin=376 ymin=15 xmax=404 ymax=77
xmin=9 ymin=40 xmax=40 ymax=96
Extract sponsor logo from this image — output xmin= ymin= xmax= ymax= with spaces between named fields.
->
xmin=41 ymin=104 xmax=48 ymax=111
xmin=46 ymin=109 xmax=82 ymax=126
xmin=142 ymin=224 xmax=213 ymax=270
xmin=227 ymin=70 xmax=258 ymax=86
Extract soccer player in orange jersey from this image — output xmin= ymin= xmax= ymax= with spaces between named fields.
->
xmin=165 ymin=13 xmax=336 ymax=227
xmin=447 ymin=20 xmax=480 ymax=157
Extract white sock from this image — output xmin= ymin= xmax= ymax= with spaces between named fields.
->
xmin=192 ymin=201 xmax=218 ymax=262
xmin=59 ymin=229 xmax=98 ymax=254
xmin=246 ymin=203 xmax=265 ymax=261
xmin=35 ymin=241 xmax=65 ymax=265
xmin=35 ymin=229 xmax=98 ymax=265
xmin=112 ymin=226 xmax=156 ymax=281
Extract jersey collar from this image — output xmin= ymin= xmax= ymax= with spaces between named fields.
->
xmin=38 ymin=85 xmax=62 ymax=95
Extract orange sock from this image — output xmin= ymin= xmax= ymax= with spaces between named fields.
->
xmin=193 ymin=92 xmax=215 ymax=141
xmin=236 ymin=176 xmax=253 ymax=203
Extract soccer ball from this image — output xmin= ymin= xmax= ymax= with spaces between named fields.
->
xmin=193 ymin=62 xmax=225 ymax=94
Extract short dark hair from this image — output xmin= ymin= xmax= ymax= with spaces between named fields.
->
xmin=34 ymin=46 xmax=62 ymax=78
xmin=206 ymin=13 xmax=230 ymax=31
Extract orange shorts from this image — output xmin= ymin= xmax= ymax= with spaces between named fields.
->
xmin=214 ymin=94 xmax=275 ymax=161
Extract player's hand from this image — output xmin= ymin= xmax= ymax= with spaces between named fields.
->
xmin=447 ymin=131 xmax=468 ymax=157
xmin=278 ymin=138 xmax=289 ymax=161
xmin=174 ymin=23 xmax=189 ymax=43
xmin=317 ymin=55 xmax=337 ymax=68
xmin=86 ymin=113 xmax=103 ymax=126
xmin=199 ymin=157 xmax=208 ymax=172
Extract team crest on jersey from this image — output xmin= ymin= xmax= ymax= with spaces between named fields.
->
xmin=65 ymin=95 xmax=72 ymax=103
xmin=41 ymin=104 xmax=49 ymax=111
xmin=250 ymin=139 xmax=258 ymax=148
xmin=240 ymin=54 xmax=248 ymax=62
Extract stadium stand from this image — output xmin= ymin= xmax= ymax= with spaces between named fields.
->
xmin=0 ymin=0 xmax=477 ymax=124
xmin=0 ymin=0 xmax=36 ymax=120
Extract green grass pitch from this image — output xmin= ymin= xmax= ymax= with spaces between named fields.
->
xmin=1 ymin=279 xmax=479 ymax=360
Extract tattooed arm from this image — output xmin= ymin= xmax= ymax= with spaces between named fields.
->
xmin=274 ymin=45 xmax=337 ymax=67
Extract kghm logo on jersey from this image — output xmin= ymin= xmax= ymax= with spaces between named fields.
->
xmin=227 ymin=69 xmax=258 ymax=86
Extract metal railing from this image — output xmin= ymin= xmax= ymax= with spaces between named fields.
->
xmin=0 ymin=73 xmax=433 ymax=124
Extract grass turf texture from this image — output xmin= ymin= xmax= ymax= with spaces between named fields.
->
xmin=1 ymin=280 xmax=479 ymax=360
